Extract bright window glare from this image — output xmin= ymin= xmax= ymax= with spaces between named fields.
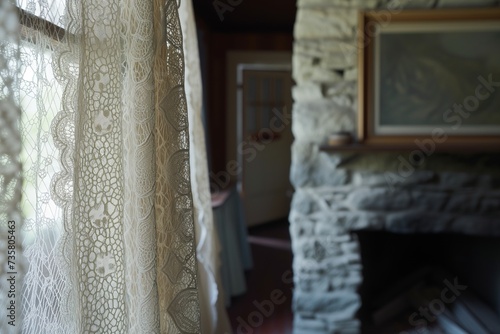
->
xmin=19 ymin=40 xmax=64 ymax=244
xmin=17 ymin=0 xmax=66 ymax=28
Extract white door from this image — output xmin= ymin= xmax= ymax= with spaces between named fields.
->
xmin=237 ymin=65 xmax=293 ymax=226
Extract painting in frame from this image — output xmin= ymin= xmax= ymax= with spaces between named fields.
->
xmin=358 ymin=8 xmax=500 ymax=149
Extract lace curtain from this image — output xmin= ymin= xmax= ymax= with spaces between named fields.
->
xmin=0 ymin=0 xmax=227 ymax=333
xmin=0 ymin=1 xmax=25 ymax=332
xmin=179 ymin=0 xmax=231 ymax=333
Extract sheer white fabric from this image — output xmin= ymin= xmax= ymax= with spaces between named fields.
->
xmin=0 ymin=2 xmax=24 ymax=333
xmin=179 ymin=0 xmax=232 ymax=333
xmin=4 ymin=0 xmax=206 ymax=333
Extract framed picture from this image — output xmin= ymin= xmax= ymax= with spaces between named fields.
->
xmin=358 ymin=8 xmax=500 ymax=148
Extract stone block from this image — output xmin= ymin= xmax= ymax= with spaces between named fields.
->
xmin=290 ymin=218 xmax=316 ymax=239
xmin=352 ymin=171 xmax=391 ymax=187
xmin=319 ymin=53 xmax=357 ymax=70
xmin=317 ymin=193 xmax=343 ymax=208
xmin=292 ymin=101 xmax=355 ymax=143
xmin=303 ymin=239 xmax=328 ymax=262
xmin=410 ymin=190 xmax=449 ymax=211
xmin=331 ymin=276 xmax=347 ymax=289
xmin=342 ymin=270 xmax=363 ymax=287
xmin=329 ymin=233 xmax=353 ymax=242
xmin=318 ymin=315 xmax=362 ymax=331
xmin=385 ymin=211 xmax=454 ymax=233
xmin=345 ymin=263 xmax=363 ymax=272
xmin=318 ymin=253 xmax=357 ymax=267
xmin=325 ymin=266 xmax=360 ymax=280
xmin=297 ymin=273 xmax=331 ymax=292
xmin=315 ymin=219 xmax=351 ymax=236
xmin=340 ymin=241 xmax=359 ymax=254
xmin=294 ymin=39 xmax=357 ymax=69
xmin=439 ymin=172 xmax=479 ymax=188
xmin=479 ymin=197 xmax=500 ymax=214
xmin=344 ymin=67 xmax=358 ymax=81
xmin=328 ymin=94 xmax=355 ymax=109
xmin=477 ymin=174 xmax=495 ymax=189
xmin=294 ymin=316 xmax=328 ymax=333
xmin=328 ymin=319 xmax=361 ymax=334
xmin=314 ymin=211 xmax=385 ymax=231
xmin=326 ymin=189 xmax=350 ymax=203
xmin=344 ymin=251 xmax=361 ymax=264
xmin=291 ymin=189 xmax=317 ymax=215
xmin=293 ymin=53 xmax=345 ymax=83
xmin=345 ymin=212 xmax=385 ymax=230
xmin=290 ymin=142 xmax=317 ymax=187
xmin=323 ymin=80 xmax=357 ymax=98
xmin=292 ymin=83 xmax=324 ymax=101
xmin=339 ymin=211 xmax=385 ymax=231
xmin=294 ymin=290 xmax=360 ymax=314
xmin=295 ymin=64 xmax=348 ymax=84
xmin=312 ymin=166 xmax=350 ymax=187
xmin=295 ymin=256 xmax=333 ymax=276
xmin=295 ymin=8 xmax=357 ymax=40
xmin=444 ymin=192 xmax=481 ymax=214
xmin=295 ymin=248 xmax=355 ymax=269
xmin=309 ymin=68 xmax=345 ymax=83
xmin=383 ymin=170 xmax=437 ymax=189
xmin=346 ymin=188 xmax=411 ymax=210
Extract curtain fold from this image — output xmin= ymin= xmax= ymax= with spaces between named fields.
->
xmin=179 ymin=0 xmax=232 ymax=333
xmin=153 ymin=0 xmax=201 ymax=332
xmin=121 ymin=0 xmax=159 ymax=331
xmin=4 ymin=0 xmax=215 ymax=333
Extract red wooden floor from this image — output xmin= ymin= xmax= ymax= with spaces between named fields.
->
xmin=226 ymin=219 xmax=294 ymax=334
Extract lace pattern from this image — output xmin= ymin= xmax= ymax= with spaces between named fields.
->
xmin=179 ymin=0 xmax=231 ymax=332
xmin=16 ymin=0 xmax=201 ymax=333
xmin=17 ymin=1 xmax=75 ymax=332
xmin=121 ymin=0 xmax=160 ymax=332
xmin=0 ymin=2 xmax=24 ymax=333
xmin=154 ymin=0 xmax=201 ymax=332
xmin=0 ymin=1 xmax=22 ymax=226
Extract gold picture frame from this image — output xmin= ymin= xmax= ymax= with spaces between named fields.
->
xmin=358 ymin=8 xmax=500 ymax=150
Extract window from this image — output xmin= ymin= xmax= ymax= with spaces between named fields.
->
xmin=16 ymin=5 xmax=69 ymax=326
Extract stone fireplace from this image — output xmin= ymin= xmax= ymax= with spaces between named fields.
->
xmin=289 ymin=0 xmax=500 ymax=333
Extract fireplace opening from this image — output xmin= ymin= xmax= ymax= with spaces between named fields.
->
xmin=353 ymin=230 xmax=500 ymax=333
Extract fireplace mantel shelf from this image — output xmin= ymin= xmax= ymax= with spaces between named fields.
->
xmin=319 ymin=143 xmax=500 ymax=153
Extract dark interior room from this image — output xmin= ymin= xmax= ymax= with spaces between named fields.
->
xmin=192 ymin=1 xmax=500 ymax=333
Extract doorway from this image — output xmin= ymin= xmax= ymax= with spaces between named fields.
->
xmin=236 ymin=63 xmax=293 ymax=226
